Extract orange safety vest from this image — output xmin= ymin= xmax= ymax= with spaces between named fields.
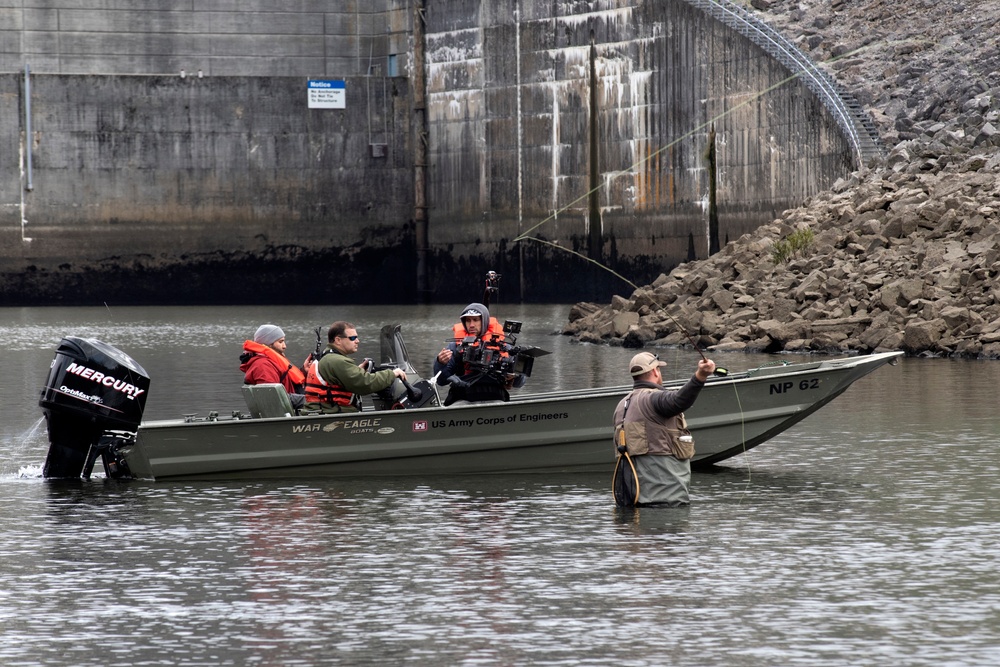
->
xmin=303 ymin=357 xmax=355 ymax=407
xmin=451 ymin=318 xmax=505 ymax=346
xmin=242 ymin=340 xmax=306 ymax=386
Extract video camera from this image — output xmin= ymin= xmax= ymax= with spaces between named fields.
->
xmin=458 ymin=319 xmax=538 ymax=381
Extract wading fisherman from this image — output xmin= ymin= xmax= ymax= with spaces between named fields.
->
xmin=434 ymin=302 xmax=517 ymax=404
xmin=303 ymin=321 xmax=406 ymax=413
xmin=240 ymin=324 xmax=307 ymax=409
xmin=613 ymin=352 xmax=716 ymax=506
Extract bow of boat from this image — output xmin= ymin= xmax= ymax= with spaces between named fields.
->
xmin=689 ymin=351 xmax=902 ymax=466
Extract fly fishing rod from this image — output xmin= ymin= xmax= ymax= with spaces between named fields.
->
xmin=506 ymin=45 xmax=883 ymax=381
xmin=652 ymin=303 xmax=728 ymax=377
xmin=516 ymin=238 xmax=728 ymax=376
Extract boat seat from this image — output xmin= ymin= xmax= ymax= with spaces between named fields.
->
xmin=242 ymin=383 xmax=295 ymax=418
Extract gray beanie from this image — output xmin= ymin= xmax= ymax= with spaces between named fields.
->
xmin=253 ymin=324 xmax=285 ymax=346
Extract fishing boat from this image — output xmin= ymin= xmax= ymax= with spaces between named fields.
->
xmin=37 ymin=325 xmax=902 ymax=481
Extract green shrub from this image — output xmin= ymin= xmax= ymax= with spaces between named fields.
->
xmin=771 ymin=239 xmax=791 ymax=264
xmin=771 ymin=228 xmax=814 ymax=264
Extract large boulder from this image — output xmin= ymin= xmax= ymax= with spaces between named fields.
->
xmin=903 ymin=318 xmax=948 ymax=353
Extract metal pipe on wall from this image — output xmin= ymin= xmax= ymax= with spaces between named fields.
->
xmin=587 ymin=35 xmax=601 ymax=263
xmin=413 ymin=0 xmax=429 ymax=302
xmin=24 ymin=63 xmax=33 ymax=191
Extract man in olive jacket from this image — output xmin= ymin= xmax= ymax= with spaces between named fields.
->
xmin=304 ymin=321 xmax=407 ymax=413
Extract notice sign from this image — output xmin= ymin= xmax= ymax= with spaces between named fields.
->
xmin=308 ymin=79 xmax=346 ymax=109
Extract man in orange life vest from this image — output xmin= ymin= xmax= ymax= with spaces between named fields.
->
xmin=240 ymin=324 xmax=307 ymax=409
xmin=433 ymin=302 xmax=516 ymax=404
xmin=303 ymin=321 xmax=407 ymax=413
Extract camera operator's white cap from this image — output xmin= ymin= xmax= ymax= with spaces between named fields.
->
xmin=459 ymin=303 xmax=489 ymax=333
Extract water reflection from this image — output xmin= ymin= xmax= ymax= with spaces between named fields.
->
xmin=0 ymin=459 xmax=997 ymax=666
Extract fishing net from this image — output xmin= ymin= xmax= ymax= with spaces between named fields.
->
xmin=612 ymin=449 xmax=640 ymax=507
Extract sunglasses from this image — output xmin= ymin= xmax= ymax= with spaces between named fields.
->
xmin=340 ymin=335 xmax=359 ymax=341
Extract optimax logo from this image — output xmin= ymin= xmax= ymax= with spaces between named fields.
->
xmin=64 ymin=362 xmax=145 ymax=400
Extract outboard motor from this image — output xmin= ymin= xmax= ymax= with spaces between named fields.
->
xmin=38 ymin=337 xmax=150 ymax=479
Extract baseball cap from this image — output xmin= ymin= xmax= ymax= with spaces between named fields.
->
xmin=629 ymin=351 xmax=667 ymax=377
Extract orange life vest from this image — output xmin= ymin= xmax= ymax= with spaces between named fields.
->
xmin=451 ymin=318 xmax=505 ymax=346
xmin=242 ymin=340 xmax=306 ymax=386
xmin=448 ymin=318 xmax=510 ymax=382
xmin=303 ymin=357 xmax=355 ymax=407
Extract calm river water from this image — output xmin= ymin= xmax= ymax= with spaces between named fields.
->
xmin=2 ymin=304 xmax=999 ymax=666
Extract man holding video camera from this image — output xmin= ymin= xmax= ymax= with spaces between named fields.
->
xmin=433 ymin=302 xmax=523 ymax=405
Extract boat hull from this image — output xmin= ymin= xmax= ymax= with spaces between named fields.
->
xmin=120 ymin=351 xmax=902 ymax=480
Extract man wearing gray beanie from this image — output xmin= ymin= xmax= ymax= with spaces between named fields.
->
xmin=253 ymin=324 xmax=285 ymax=347
xmin=240 ymin=324 xmax=307 ymax=408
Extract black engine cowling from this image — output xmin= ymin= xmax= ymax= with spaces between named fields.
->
xmin=38 ymin=337 xmax=150 ymax=479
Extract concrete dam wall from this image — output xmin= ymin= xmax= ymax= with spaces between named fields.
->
xmin=1 ymin=73 xmax=414 ymax=304
xmin=0 ymin=0 xmax=866 ymax=305
xmin=422 ymin=0 xmax=860 ymax=301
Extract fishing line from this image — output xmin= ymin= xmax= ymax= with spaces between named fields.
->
xmin=512 ymin=44 xmax=879 ymax=246
xmin=510 ymin=41 xmax=908 ymax=498
xmin=513 ymin=46 xmax=891 ymax=367
xmin=730 ymin=379 xmax=752 ymax=505
xmin=509 ymin=41 xmax=910 ymax=493
xmin=521 ymin=234 xmax=751 ymax=492
xmin=519 ymin=236 xmax=725 ymax=370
